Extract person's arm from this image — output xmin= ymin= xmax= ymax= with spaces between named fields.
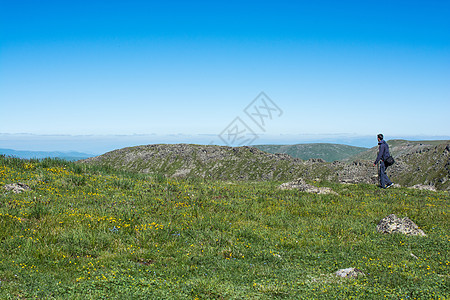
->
xmin=374 ymin=144 xmax=384 ymax=166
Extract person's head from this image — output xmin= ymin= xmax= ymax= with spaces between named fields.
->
xmin=377 ymin=134 xmax=384 ymax=142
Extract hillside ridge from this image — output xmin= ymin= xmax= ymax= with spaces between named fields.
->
xmin=346 ymin=139 xmax=450 ymax=161
xmin=81 ymin=141 xmax=450 ymax=191
xmin=254 ymin=143 xmax=367 ymax=162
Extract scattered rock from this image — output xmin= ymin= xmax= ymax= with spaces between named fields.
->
xmin=279 ymin=178 xmax=338 ymax=195
xmin=377 ymin=214 xmax=426 ymax=236
xmin=3 ymin=183 xmax=31 ymax=194
xmin=336 ymin=161 xmax=379 ymax=185
xmin=171 ymin=168 xmax=192 ymax=178
xmin=335 ymin=268 xmax=365 ymax=278
xmin=307 ymin=158 xmax=326 ymax=163
xmin=274 ymin=153 xmax=293 ymax=160
xmin=410 ymin=184 xmax=437 ymax=192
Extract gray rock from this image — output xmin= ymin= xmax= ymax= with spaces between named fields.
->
xmin=3 ymin=183 xmax=31 ymax=194
xmin=336 ymin=161 xmax=380 ymax=185
xmin=410 ymin=253 xmax=419 ymax=260
xmin=377 ymin=214 xmax=426 ymax=236
xmin=171 ymin=168 xmax=192 ymax=178
xmin=307 ymin=158 xmax=326 ymax=163
xmin=410 ymin=184 xmax=437 ymax=191
xmin=279 ymin=178 xmax=337 ymax=195
xmin=335 ymin=268 xmax=365 ymax=278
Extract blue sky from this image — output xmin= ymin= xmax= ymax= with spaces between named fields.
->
xmin=1 ymin=0 xmax=449 ymax=151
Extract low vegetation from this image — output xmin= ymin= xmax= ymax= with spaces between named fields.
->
xmin=0 ymin=155 xmax=448 ymax=299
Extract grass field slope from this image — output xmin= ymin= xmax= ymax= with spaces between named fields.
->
xmin=0 ymin=155 xmax=448 ymax=298
xmin=254 ymin=143 xmax=368 ymax=162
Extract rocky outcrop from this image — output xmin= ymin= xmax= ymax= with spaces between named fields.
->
xmin=389 ymin=143 xmax=450 ymax=191
xmin=410 ymin=184 xmax=437 ymax=192
xmin=377 ymin=214 xmax=426 ymax=236
xmin=335 ymin=268 xmax=365 ymax=278
xmin=334 ymin=161 xmax=378 ymax=184
xmin=306 ymin=158 xmax=326 ymax=163
xmin=3 ymin=183 xmax=31 ymax=194
xmin=279 ymin=178 xmax=337 ymax=195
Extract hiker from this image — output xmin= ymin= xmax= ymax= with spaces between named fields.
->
xmin=373 ymin=134 xmax=394 ymax=188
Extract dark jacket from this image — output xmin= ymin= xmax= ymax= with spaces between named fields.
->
xmin=374 ymin=139 xmax=390 ymax=165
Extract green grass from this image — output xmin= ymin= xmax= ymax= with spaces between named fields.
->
xmin=0 ymin=155 xmax=448 ymax=299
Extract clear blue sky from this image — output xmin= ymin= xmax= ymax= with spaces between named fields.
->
xmin=1 ymin=0 xmax=449 ymax=150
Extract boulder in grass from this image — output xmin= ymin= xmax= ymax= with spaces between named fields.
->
xmin=279 ymin=178 xmax=337 ymax=195
xmin=410 ymin=184 xmax=436 ymax=192
xmin=3 ymin=183 xmax=31 ymax=194
xmin=335 ymin=268 xmax=365 ymax=278
xmin=377 ymin=214 xmax=426 ymax=236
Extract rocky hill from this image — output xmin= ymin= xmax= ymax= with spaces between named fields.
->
xmin=82 ymin=144 xmax=306 ymax=181
xmin=254 ymin=143 xmax=367 ymax=162
xmin=346 ymin=140 xmax=449 ymax=161
xmin=391 ymin=142 xmax=450 ymax=189
xmin=81 ymin=141 xmax=450 ymax=191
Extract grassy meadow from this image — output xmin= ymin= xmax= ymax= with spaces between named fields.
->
xmin=0 ymin=156 xmax=448 ymax=299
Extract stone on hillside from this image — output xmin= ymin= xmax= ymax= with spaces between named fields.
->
xmin=172 ymin=168 xmax=192 ymax=178
xmin=307 ymin=158 xmax=326 ymax=163
xmin=336 ymin=161 xmax=379 ymax=185
xmin=335 ymin=268 xmax=365 ymax=278
xmin=279 ymin=178 xmax=337 ymax=195
xmin=377 ymin=214 xmax=426 ymax=236
xmin=410 ymin=184 xmax=437 ymax=192
xmin=3 ymin=183 xmax=31 ymax=194
xmin=410 ymin=253 xmax=419 ymax=260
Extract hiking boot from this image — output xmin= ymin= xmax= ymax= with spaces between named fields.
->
xmin=386 ymin=183 xmax=394 ymax=189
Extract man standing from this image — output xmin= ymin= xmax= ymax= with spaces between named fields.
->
xmin=373 ymin=134 xmax=394 ymax=188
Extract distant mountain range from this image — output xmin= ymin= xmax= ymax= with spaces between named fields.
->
xmin=254 ymin=143 xmax=368 ymax=162
xmin=0 ymin=148 xmax=94 ymax=161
